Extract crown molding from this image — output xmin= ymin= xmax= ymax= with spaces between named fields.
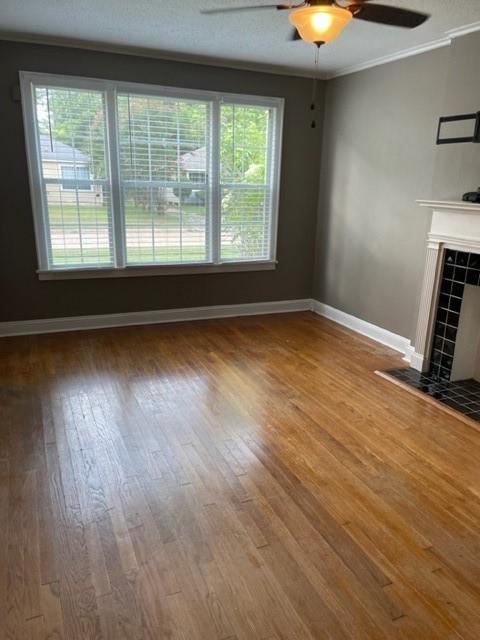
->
xmin=2 ymin=18 xmax=480 ymax=83
xmin=0 ymin=31 xmax=325 ymax=80
xmin=328 ymin=37 xmax=451 ymax=79
xmin=446 ymin=20 xmax=480 ymax=39
xmin=329 ymin=20 xmax=480 ymax=79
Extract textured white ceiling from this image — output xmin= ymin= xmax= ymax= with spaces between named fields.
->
xmin=1 ymin=0 xmax=480 ymax=77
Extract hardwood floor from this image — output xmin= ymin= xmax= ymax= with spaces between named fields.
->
xmin=1 ymin=311 xmax=480 ymax=639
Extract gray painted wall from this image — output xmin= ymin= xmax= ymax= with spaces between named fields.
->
xmin=313 ymin=33 xmax=480 ymax=341
xmin=3 ymin=34 xmax=480 ymax=332
xmin=433 ymin=32 xmax=480 ymax=199
xmin=0 ymin=40 xmax=324 ymax=322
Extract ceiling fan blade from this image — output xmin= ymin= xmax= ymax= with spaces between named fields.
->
xmin=289 ymin=27 xmax=302 ymax=40
xmin=351 ymin=3 xmax=429 ymax=28
xmin=201 ymin=3 xmax=300 ymax=14
xmin=335 ymin=0 xmax=373 ymax=5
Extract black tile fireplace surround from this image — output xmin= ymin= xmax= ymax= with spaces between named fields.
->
xmin=430 ymin=248 xmax=480 ymax=381
xmin=384 ymin=249 xmax=480 ymax=423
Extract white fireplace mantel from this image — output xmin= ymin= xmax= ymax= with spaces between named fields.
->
xmin=411 ymin=200 xmax=480 ymax=372
xmin=417 ymin=200 xmax=480 ymax=213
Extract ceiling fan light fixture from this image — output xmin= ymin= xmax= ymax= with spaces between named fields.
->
xmin=288 ymin=5 xmax=352 ymax=43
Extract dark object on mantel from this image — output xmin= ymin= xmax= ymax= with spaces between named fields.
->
xmin=436 ymin=112 xmax=480 ymax=145
xmin=463 ymin=188 xmax=480 ymax=203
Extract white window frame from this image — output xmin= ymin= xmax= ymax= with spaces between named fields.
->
xmin=20 ymin=71 xmax=284 ymax=280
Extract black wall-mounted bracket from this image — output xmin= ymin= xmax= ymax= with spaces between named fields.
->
xmin=436 ymin=112 xmax=480 ymax=145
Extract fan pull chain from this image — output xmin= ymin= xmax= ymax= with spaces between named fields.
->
xmin=310 ymin=43 xmax=320 ymax=129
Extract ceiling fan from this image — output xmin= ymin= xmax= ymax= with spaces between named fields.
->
xmin=201 ymin=1 xmax=430 ymax=47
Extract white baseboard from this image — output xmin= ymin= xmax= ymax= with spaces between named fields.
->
xmin=0 ymin=298 xmax=313 ymax=338
xmin=409 ymin=351 xmax=426 ymax=371
xmin=312 ymin=300 xmax=413 ymax=359
xmin=403 ymin=344 xmax=417 ymax=365
xmin=0 ymin=299 xmax=419 ymax=366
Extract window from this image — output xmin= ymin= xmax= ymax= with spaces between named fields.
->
xmin=29 ymin=85 xmax=113 ymax=268
xmin=117 ymin=92 xmax=209 ymax=265
xmin=220 ymin=104 xmax=273 ymax=261
xmin=61 ymin=165 xmax=92 ymax=191
xmin=20 ymin=72 xmax=283 ymax=277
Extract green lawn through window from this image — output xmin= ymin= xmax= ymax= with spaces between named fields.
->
xmin=47 ymin=204 xmax=258 ymax=266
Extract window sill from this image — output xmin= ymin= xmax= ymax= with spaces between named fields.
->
xmin=37 ymin=260 xmax=277 ymax=280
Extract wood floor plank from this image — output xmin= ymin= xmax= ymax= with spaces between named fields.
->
xmin=40 ymin=581 xmax=65 ymax=640
xmin=0 ymin=458 xmax=10 ymax=633
xmin=1 ymin=312 xmax=480 ymax=638
xmin=6 ymin=472 xmax=27 ymax=640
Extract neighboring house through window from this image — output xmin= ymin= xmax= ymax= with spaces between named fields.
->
xmin=60 ymin=164 xmax=92 ymax=191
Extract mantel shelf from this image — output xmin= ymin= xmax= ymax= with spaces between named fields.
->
xmin=417 ymin=199 xmax=480 ymax=213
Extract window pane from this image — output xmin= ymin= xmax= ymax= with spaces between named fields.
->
xmin=117 ymin=94 xmax=209 ymax=264
xmin=221 ymin=187 xmax=271 ymax=260
xmin=34 ymin=86 xmax=113 ymax=267
xmin=220 ymin=104 xmax=272 ymax=261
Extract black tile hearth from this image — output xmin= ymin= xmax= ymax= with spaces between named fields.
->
xmin=384 ymin=367 xmax=480 ymax=422
xmin=382 ymin=249 xmax=480 ymax=420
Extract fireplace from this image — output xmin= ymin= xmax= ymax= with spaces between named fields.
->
xmin=430 ymin=249 xmax=480 ymax=382
xmin=383 ymin=200 xmax=480 ymax=423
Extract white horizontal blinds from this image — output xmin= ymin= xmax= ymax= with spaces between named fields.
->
xmin=23 ymin=73 xmax=282 ymax=273
xmin=220 ymin=103 xmax=273 ymax=261
xmin=33 ymin=85 xmax=113 ymax=267
xmin=117 ymin=93 xmax=209 ymax=264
